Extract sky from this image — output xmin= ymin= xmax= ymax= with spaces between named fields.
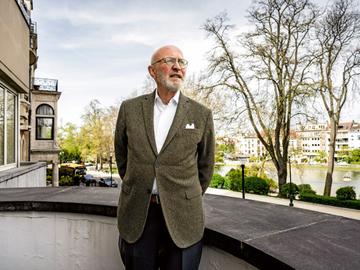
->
xmin=32 ymin=0 xmax=252 ymax=126
xmin=31 ymin=0 xmax=359 ymax=127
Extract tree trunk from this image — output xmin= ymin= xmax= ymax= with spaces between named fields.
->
xmin=95 ymin=154 xmax=99 ymax=171
xmin=277 ymin=159 xmax=288 ymax=188
xmin=324 ymin=118 xmax=337 ymax=196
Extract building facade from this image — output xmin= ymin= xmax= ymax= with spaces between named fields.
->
xmin=0 ymin=0 xmax=60 ymax=187
xmin=30 ymin=78 xmax=61 ymax=185
xmin=234 ymin=121 xmax=360 ymax=163
xmin=237 ymin=133 xmax=267 ymax=158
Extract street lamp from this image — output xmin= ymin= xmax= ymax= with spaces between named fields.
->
xmin=109 ymin=154 xmax=113 ymax=187
xmin=288 ymin=155 xmax=294 ymax=207
xmin=239 ymin=157 xmax=247 ymax=199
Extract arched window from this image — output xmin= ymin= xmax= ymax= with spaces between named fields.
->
xmin=36 ymin=104 xmax=54 ymax=140
xmin=36 ymin=104 xmax=54 ymax=115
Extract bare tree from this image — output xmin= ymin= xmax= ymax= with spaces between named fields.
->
xmin=203 ymin=0 xmax=318 ymax=188
xmin=315 ymin=0 xmax=360 ymax=196
xmin=182 ymin=74 xmax=247 ymax=135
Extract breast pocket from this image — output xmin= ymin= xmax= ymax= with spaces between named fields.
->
xmin=177 ymin=129 xmax=202 ymax=144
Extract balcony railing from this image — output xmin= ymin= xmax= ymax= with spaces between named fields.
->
xmin=33 ymin=78 xmax=58 ymax=91
xmin=15 ymin=0 xmax=31 ymax=25
xmin=30 ymin=21 xmax=38 ymax=51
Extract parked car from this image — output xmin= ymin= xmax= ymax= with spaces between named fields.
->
xmin=98 ymin=177 xmax=118 ymax=187
xmin=59 ymin=163 xmax=86 ymax=177
xmin=81 ymin=174 xmax=97 ymax=186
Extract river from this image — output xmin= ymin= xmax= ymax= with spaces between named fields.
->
xmin=217 ymin=163 xmax=360 ymax=197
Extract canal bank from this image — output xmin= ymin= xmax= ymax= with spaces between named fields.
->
xmin=206 ymin=187 xmax=360 ymax=220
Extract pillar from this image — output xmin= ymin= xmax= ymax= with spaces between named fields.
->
xmin=52 ymin=161 xmax=59 ymax=187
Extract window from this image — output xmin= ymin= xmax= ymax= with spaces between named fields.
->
xmin=36 ymin=104 xmax=54 ymax=140
xmin=0 ymin=84 xmax=17 ymax=167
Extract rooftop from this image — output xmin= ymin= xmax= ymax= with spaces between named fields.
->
xmin=0 ymin=187 xmax=359 ymax=270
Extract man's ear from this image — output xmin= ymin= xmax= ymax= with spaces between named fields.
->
xmin=148 ymin=65 xmax=156 ymax=79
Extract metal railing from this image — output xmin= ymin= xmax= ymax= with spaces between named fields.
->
xmin=30 ymin=21 xmax=38 ymax=50
xmin=30 ymin=21 xmax=37 ymax=35
xmin=33 ymin=78 xmax=58 ymax=91
xmin=15 ymin=0 xmax=31 ymax=25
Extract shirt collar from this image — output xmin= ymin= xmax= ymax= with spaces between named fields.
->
xmin=155 ymin=89 xmax=180 ymax=106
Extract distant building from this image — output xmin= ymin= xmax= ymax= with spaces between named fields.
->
xmin=236 ymin=133 xmax=266 ymax=158
xmin=348 ymin=122 xmax=360 ymax=149
xmin=232 ymin=121 xmax=360 ymax=162
xmin=296 ymin=121 xmax=360 ymax=161
xmin=30 ymin=78 xmax=61 ymax=185
xmin=296 ymin=123 xmax=327 ymax=161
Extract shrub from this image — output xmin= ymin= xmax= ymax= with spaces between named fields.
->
xmin=299 ymin=193 xmax=360 ymax=210
xmin=336 ymin=186 xmax=356 ymax=200
xmin=46 ymin=175 xmax=52 ymax=186
xmin=46 ymin=168 xmax=53 ymax=176
xmin=279 ymin=183 xmax=299 ymax=198
xmin=264 ymin=178 xmax=278 ymax=193
xmin=59 ymin=175 xmax=73 ymax=186
xmin=245 ymin=176 xmax=270 ymax=195
xmin=224 ymin=169 xmax=242 ymax=191
xmin=298 ymin=184 xmax=316 ymax=195
xmin=210 ymin=174 xmax=225 ymax=188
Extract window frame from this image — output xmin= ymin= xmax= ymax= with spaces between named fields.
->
xmin=35 ymin=104 xmax=55 ymax=141
xmin=0 ymin=82 xmax=18 ymax=171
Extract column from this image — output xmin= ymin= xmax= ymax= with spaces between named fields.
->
xmin=52 ymin=161 xmax=59 ymax=187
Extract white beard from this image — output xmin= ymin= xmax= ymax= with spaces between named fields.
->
xmin=158 ymin=73 xmax=183 ymax=92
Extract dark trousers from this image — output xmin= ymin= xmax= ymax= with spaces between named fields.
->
xmin=118 ymin=203 xmax=203 ymax=270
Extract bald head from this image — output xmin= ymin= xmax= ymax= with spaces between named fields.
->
xmin=150 ymin=45 xmax=183 ymax=64
xmin=148 ymin=45 xmax=187 ymax=96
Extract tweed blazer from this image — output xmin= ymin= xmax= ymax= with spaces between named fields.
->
xmin=114 ymin=90 xmax=215 ymax=248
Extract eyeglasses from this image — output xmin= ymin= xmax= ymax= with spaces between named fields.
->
xmin=151 ymin=57 xmax=188 ymax=68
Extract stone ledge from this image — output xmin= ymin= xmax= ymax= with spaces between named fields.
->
xmin=0 ymin=162 xmax=46 ymax=183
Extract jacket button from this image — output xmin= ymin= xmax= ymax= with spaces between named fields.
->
xmin=147 ymin=189 xmax=151 ymax=194
xmin=155 ymin=161 xmax=160 ymax=168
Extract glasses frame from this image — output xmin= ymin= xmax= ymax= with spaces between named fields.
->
xmin=151 ymin=57 xmax=188 ymax=68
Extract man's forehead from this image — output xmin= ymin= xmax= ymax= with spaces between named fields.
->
xmin=151 ymin=45 xmax=183 ymax=62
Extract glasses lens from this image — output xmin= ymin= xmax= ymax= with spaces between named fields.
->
xmin=164 ymin=57 xmax=177 ymax=65
xmin=178 ymin=59 xmax=188 ymax=68
xmin=158 ymin=57 xmax=188 ymax=68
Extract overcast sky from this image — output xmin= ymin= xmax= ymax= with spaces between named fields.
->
xmin=31 ymin=0 xmax=358 ymax=127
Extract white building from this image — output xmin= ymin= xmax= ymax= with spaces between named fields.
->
xmin=349 ymin=122 xmax=360 ymax=149
xmin=237 ymin=133 xmax=267 ymax=158
xmin=296 ymin=123 xmax=327 ymax=161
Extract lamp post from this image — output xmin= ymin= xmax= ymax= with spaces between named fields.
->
xmin=288 ymin=155 xmax=294 ymax=207
xmin=109 ymin=154 xmax=113 ymax=187
xmin=240 ymin=158 xmax=246 ymax=199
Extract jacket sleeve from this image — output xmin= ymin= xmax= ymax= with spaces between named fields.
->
xmin=114 ymin=101 xmax=128 ymax=180
xmin=197 ymin=110 xmax=215 ymax=194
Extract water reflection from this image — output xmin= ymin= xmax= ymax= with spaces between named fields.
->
xmin=217 ymin=164 xmax=360 ymax=197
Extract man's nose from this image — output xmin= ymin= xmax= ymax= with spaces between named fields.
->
xmin=172 ymin=60 xmax=181 ymax=70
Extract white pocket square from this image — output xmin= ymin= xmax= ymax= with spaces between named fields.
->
xmin=185 ymin=123 xmax=195 ymax=129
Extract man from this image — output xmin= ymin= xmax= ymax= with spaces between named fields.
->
xmin=114 ymin=45 xmax=215 ymax=270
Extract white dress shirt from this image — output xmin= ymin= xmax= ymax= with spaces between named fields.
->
xmin=151 ymin=90 xmax=180 ymax=194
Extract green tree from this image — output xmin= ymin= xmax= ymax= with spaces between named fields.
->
xmin=58 ymin=123 xmax=82 ymax=163
xmin=348 ymin=149 xmax=360 ymax=163
xmin=79 ymin=100 xmax=105 ymax=168
xmin=314 ymin=150 xmax=327 ymax=164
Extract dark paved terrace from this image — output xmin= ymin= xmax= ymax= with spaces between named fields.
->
xmin=0 ymin=187 xmax=359 ymax=270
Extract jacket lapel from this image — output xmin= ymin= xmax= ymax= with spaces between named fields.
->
xmin=160 ymin=92 xmax=189 ymax=154
xmin=142 ymin=91 xmax=158 ymax=155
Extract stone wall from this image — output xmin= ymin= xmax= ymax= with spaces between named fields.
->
xmin=0 ymin=162 xmax=46 ymax=188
